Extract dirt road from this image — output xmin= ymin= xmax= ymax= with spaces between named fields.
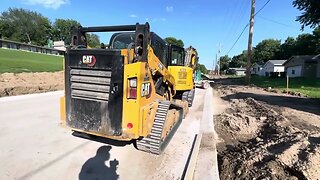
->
xmin=0 ymin=89 xmax=206 ymax=179
xmin=213 ymin=78 xmax=320 ymax=180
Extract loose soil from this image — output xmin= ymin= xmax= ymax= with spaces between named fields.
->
xmin=0 ymin=72 xmax=64 ymax=97
xmin=213 ymin=77 xmax=320 ymax=180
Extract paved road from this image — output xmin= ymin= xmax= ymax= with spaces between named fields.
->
xmin=0 ymin=89 xmax=206 ymax=180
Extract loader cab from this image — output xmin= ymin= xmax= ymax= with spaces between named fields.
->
xmin=168 ymin=45 xmax=185 ymax=66
xmin=167 ymin=44 xmax=194 ymax=92
xmin=109 ymin=32 xmax=168 ymax=67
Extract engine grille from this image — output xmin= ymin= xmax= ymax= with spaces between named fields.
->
xmin=70 ymin=69 xmax=112 ymax=102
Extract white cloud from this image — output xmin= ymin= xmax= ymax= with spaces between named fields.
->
xmin=166 ymin=6 xmax=173 ymax=12
xmin=160 ymin=18 xmax=166 ymax=22
xmin=129 ymin=14 xmax=138 ymax=18
xmin=145 ymin=17 xmax=166 ymax=23
xmin=23 ymin=0 xmax=69 ymax=9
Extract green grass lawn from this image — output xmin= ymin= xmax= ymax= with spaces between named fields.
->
xmin=250 ymin=76 xmax=320 ymax=98
xmin=0 ymin=48 xmax=63 ymax=73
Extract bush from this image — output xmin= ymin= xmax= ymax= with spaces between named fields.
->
xmin=270 ymin=72 xmax=281 ymax=78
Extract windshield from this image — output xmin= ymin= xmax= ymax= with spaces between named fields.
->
xmin=110 ymin=33 xmax=135 ymax=49
xmin=170 ymin=48 xmax=184 ymax=66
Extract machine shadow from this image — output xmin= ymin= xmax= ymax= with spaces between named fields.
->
xmin=79 ymin=145 xmax=119 ymax=180
xmin=72 ymin=131 xmax=134 ymax=147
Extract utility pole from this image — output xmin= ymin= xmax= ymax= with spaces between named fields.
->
xmin=246 ymin=0 xmax=255 ymax=84
xmin=216 ymin=43 xmax=222 ymax=76
xmin=215 ymin=54 xmax=218 ymax=76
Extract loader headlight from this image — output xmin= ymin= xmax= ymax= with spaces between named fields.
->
xmin=129 ymin=78 xmax=137 ymax=88
xmin=128 ymin=78 xmax=137 ymax=99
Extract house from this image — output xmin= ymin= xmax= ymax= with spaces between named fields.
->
xmin=227 ymin=68 xmax=246 ymax=76
xmin=0 ymin=39 xmax=64 ymax=55
xmin=262 ymin=60 xmax=286 ymax=76
xmin=251 ymin=63 xmax=264 ymax=76
xmin=53 ymin=41 xmax=66 ymax=52
xmin=283 ymin=55 xmax=320 ymax=78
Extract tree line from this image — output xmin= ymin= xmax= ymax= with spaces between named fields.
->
xmin=220 ymin=0 xmax=320 ymax=71
xmin=0 ymin=8 xmax=209 ymax=73
xmin=0 ymin=8 xmax=100 ymax=47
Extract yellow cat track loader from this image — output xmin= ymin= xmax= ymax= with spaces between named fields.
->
xmin=168 ymin=45 xmax=198 ymax=107
xmin=60 ymin=23 xmax=189 ymax=154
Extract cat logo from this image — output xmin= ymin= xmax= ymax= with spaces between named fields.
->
xmin=141 ymin=82 xmax=151 ymax=97
xmin=82 ymin=55 xmax=96 ymax=67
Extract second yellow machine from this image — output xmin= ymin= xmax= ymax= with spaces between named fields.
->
xmin=168 ymin=46 xmax=197 ymax=107
xmin=60 ymin=23 xmax=189 ymax=154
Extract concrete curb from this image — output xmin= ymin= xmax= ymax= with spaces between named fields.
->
xmin=183 ymin=133 xmax=202 ymax=180
xmin=194 ymin=87 xmax=220 ymax=180
xmin=0 ymin=90 xmax=63 ymax=103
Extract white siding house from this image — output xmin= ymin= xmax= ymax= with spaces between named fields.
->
xmin=251 ymin=63 xmax=263 ymax=75
xmin=262 ymin=60 xmax=286 ymax=76
xmin=287 ymin=66 xmax=302 ymax=77
xmin=227 ymin=68 xmax=246 ymax=76
xmin=283 ymin=55 xmax=320 ymax=78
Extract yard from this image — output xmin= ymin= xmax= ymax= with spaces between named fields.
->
xmin=250 ymin=76 xmax=320 ymax=98
xmin=0 ymin=48 xmax=63 ymax=73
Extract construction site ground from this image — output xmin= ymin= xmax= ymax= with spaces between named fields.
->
xmin=0 ymin=71 xmax=64 ymax=97
xmin=0 ymin=86 xmax=210 ymax=179
xmin=2 ymin=71 xmax=320 ymax=179
xmin=213 ymin=77 xmax=320 ymax=180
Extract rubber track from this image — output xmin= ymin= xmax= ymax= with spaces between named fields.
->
xmin=187 ymin=89 xmax=195 ymax=107
xmin=136 ymin=100 xmax=180 ymax=155
xmin=183 ymin=90 xmax=194 ymax=107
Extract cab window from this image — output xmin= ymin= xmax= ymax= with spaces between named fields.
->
xmin=170 ymin=47 xmax=184 ymax=66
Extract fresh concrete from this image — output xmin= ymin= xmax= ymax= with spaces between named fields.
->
xmin=0 ymin=89 xmax=207 ymax=180
xmin=194 ymin=88 xmax=220 ymax=180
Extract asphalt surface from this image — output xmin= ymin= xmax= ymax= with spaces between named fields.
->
xmin=0 ymin=89 xmax=206 ymax=180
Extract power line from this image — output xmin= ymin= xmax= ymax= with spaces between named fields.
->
xmin=257 ymin=15 xmax=296 ymax=28
xmin=222 ymin=0 xmax=247 ymax=46
xmin=254 ymin=0 xmax=272 ymax=17
xmin=226 ymin=0 xmax=272 ymax=55
xmin=226 ymin=24 xmax=249 ymax=55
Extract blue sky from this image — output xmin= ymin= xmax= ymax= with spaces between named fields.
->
xmin=0 ymin=0 xmax=312 ymax=69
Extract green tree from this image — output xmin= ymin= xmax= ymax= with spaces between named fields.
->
xmin=293 ymin=0 xmax=320 ymax=29
xmin=86 ymin=33 xmax=100 ymax=48
xmin=229 ymin=51 xmax=247 ymax=68
xmin=0 ymin=8 xmax=52 ymax=46
xmin=219 ymin=55 xmax=231 ymax=71
xmin=253 ymin=39 xmax=281 ymax=63
xmin=295 ymin=33 xmax=316 ymax=55
xmin=52 ymin=18 xmax=81 ymax=45
xmin=164 ymin=37 xmax=184 ymax=47
xmin=197 ymin=63 xmax=208 ymax=74
xmin=279 ymin=37 xmax=296 ymax=59
xmin=312 ymin=27 xmax=320 ymax=54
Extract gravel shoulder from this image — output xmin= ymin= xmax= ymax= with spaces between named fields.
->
xmin=213 ymin=78 xmax=320 ymax=180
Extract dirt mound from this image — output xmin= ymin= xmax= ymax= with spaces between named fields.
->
xmin=0 ymin=72 xmax=64 ymax=97
xmin=216 ymin=97 xmax=320 ymax=180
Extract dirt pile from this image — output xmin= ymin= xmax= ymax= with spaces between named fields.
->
xmin=216 ymin=96 xmax=320 ymax=180
xmin=0 ymin=72 xmax=64 ymax=97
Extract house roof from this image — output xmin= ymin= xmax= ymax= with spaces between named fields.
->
xmin=252 ymin=62 xmax=263 ymax=66
xmin=283 ymin=55 xmax=318 ymax=66
xmin=0 ymin=38 xmax=64 ymax=52
xmin=268 ymin=60 xmax=287 ymax=65
xmin=262 ymin=60 xmax=286 ymax=67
